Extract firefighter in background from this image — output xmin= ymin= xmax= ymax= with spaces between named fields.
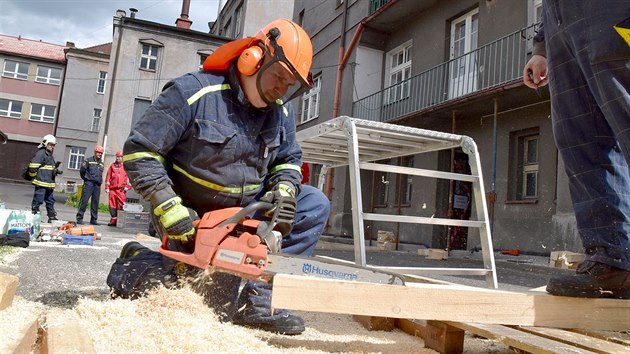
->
xmin=76 ymin=145 xmax=104 ymax=225
xmin=29 ymin=134 xmax=61 ymax=222
xmin=105 ymin=150 xmax=131 ymax=226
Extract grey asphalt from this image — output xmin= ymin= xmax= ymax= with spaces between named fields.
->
xmin=0 ymin=180 xmax=566 ymax=309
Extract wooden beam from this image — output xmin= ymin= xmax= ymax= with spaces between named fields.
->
xmin=271 ymin=275 xmax=630 ymax=331
xmin=0 ymin=272 xmax=18 ymax=310
xmin=42 ymin=309 xmax=96 ymax=354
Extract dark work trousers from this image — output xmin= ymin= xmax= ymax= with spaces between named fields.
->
xmin=31 ymin=186 xmax=56 ymax=219
xmin=77 ymin=181 xmax=101 ymax=223
xmin=543 ymin=1 xmax=630 ymax=270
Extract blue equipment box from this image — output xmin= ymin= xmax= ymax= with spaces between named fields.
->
xmin=63 ymin=234 xmax=94 ymax=246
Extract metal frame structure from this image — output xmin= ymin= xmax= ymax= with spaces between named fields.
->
xmin=297 ymin=116 xmax=498 ymax=288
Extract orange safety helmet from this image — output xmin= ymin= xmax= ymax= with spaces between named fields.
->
xmin=94 ymin=145 xmax=104 ymax=153
xmin=203 ymin=19 xmax=313 ymax=105
xmin=116 ymin=150 xmax=123 ymax=157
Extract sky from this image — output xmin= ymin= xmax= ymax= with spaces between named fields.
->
xmin=0 ymin=0 xmax=223 ymax=48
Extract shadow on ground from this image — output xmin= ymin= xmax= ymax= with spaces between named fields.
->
xmin=35 ymin=289 xmax=112 ymax=309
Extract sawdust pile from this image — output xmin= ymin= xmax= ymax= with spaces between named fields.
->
xmin=73 ymin=286 xmax=432 ymax=353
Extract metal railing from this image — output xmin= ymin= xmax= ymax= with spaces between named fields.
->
xmin=369 ymin=0 xmax=391 ymax=15
xmin=353 ymin=24 xmax=537 ymax=122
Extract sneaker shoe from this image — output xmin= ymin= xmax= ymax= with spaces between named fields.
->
xmin=232 ymin=309 xmax=305 ymax=335
xmin=546 ymin=261 xmax=630 ymax=299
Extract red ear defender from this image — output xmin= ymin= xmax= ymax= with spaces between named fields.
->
xmin=237 ymin=46 xmax=264 ymax=76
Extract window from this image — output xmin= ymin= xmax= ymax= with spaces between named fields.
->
xmin=300 ymin=75 xmax=321 ymax=123
xmin=97 ymin=71 xmax=107 ymax=94
xmin=140 ymin=44 xmax=159 ymax=70
xmin=29 ymin=103 xmax=55 ymax=123
xmin=91 ymin=108 xmax=102 ymax=132
xmin=199 ymin=54 xmax=208 ymax=70
xmin=132 ymin=98 xmax=152 ymax=128
xmin=385 ymin=41 xmax=412 ymax=104
xmin=233 ymin=5 xmax=243 ymax=38
xmin=449 ymin=9 xmax=479 ymax=98
xmin=522 ymin=135 xmax=539 ymax=198
xmin=3 ymin=60 xmax=29 ymax=80
xmin=0 ymin=99 xmax=23 ymax=118
xmin=68 ymin=147 xmax=86 ymax=170
xmin=373 ymin=159 xmax=390 ymax=207
xmin=223 ymin=19 xmax=231 ymax=37
xmin=533 ymin=0 xmax=542 ymax=24
xmin=398 ymin=156 xmax=414 ymax=205
xmin=35 ymin=65 xmax=61 ymax=85
xmin=508 ymin=128 xmax=540 ymax=201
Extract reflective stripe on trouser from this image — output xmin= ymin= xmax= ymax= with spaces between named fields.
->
xmin=545 ymin=1 xmax=630 ymax=270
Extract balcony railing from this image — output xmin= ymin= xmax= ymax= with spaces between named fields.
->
xmin=353 ymin=24 xmax=538 ymax=122
xmin=369 ymin=0 xmax=391 ymax=15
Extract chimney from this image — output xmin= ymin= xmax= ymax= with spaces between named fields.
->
xmin=129 ymin=8 xmax=138 ymax=18
xmin=175 ymin=0 xmax=192 ymax=29
xmin=66 ymin=41 xmax=75 ymax=48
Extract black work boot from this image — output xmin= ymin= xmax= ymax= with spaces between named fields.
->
xmin=119 ymin=241 xmax=150 ymax=259
xmin=232 ymin=281 xmax=305 ymax=335
xmin=546 ymin=261 xmax=630 ymax=299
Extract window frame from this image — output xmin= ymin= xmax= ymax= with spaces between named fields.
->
xmin=398 ymin=156 xmax=414 ymax=206
xmin=300 ymin=74 xmax=321 ymax=123
xmin=140 ymin=44 xmax=159 ymax=71
xmin=97 ymin=71 xmax=107 ymax=94
xmin=68 ymin=146 xmax=86 ymax=170
xmin=233 ymin=5 xmax=243 ymax=38
xmin=0 ymin=99 xmax=23 ymax=118
xmin=35 ymin=65 xmax=61 ymax=85
xmin=384 ymin=40 xmax=412 ymax=104
xmin=91 ymin=108 xmax=102 ymax=132
xmin=29 ymin=103 xmax=56 ymax=123
xmin=508 ymin=127 xmax=540 ymax=202
xmin=2 ymin=60 xmax=29 ymax=80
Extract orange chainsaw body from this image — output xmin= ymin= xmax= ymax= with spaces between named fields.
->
xmin=159 ymin=207 xmax=269 ymax=280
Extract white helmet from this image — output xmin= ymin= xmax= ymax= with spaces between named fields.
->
xmin=39 ymin=134 xmax=57 ymax=148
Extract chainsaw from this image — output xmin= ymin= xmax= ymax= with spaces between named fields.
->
xmin=159 ymin=200 xmax=404 ymax=285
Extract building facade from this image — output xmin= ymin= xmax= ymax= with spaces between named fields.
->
xmin=210 ymin=0 xmax=295 ymax=38
xmin=0 ymin=35 xmax=68 ymax=181
xmin=54 ymin=44 xmax=111 ymax=193
xmin=293 ymin=0 xmax=579 ymax=255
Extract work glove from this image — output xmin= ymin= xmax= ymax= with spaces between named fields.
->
xmin=260 ymin=182 xmax=297 ymax=236
xmin=53 ymin=161 xmax=62 ymax=175
xmin=153 ymin=196 xmax=196 ymax=242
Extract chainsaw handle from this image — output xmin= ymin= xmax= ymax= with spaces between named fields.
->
xmin=217 ymin=201 xmax=274 ymax=227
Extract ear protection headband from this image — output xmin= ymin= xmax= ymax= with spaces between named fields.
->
xmin=236 ymin=27 xmax=281 ymax=76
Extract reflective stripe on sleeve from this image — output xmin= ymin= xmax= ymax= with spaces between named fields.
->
xmin=187 ymin=84 xmax=231 ymax=105
xmin=269 ymin=163 xmax=301 ymax=174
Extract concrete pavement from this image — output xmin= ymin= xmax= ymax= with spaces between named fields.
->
xmin=0 ymin=180 xmax=566 ymax=309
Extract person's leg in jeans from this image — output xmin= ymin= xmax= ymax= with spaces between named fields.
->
xmin=233 ymin=185 xmax=330 ymax=334
xmin=544 ymin=1 xmax=630 ymax=298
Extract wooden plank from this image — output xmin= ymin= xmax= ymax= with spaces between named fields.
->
xmin=0 ymin=272 xmax=18 ymax=310
xmin=0 ymin=299 xmax=44 ymax=354
xmin=395 ymin=318 xmax=428 ymax=339
xmin=447 ymin=322 xmax=599 ymax=354
xmin=270 ymin=275 xmax=630 ymax=331
xmin=569 ymin=329 xmax=630 ymax=346
xmin=42 ymin=309 xmax=96 ymax=354
xmin=516 ymin=326 xmax=630 ymax=353
xmin=353 ymin=315 xmax=395 ymax=331
xmin=424 ymin=320 xmax=464 ymax=354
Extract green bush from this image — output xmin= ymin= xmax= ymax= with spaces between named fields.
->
xmin=65 ymin=192 xmax=109 ymax=212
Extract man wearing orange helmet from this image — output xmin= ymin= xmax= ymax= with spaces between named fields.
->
xmin=76 ymin=145 xmax=105 ymax=225
xmin=113 ymin=19 xmax=329 ymax=335
xmin=105 ymin=151 xmax=131 ymax=226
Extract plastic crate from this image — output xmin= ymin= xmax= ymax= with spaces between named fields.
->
xmin=63 ymin=235 xmax=94 ymax=246
xmin=117 ymin=210 xmax=150 ymax=232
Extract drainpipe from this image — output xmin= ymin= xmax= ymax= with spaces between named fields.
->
xmin=103 ymin=11 xmax=125 ymax=153
xmin=488 ymin=98 xmax=499 ymax=232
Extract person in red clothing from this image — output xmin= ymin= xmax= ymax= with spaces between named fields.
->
xmin=300 ymin=162 xmax=310 ymax=184
xmin=105 ymin=151 xmax=131 ymax=226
